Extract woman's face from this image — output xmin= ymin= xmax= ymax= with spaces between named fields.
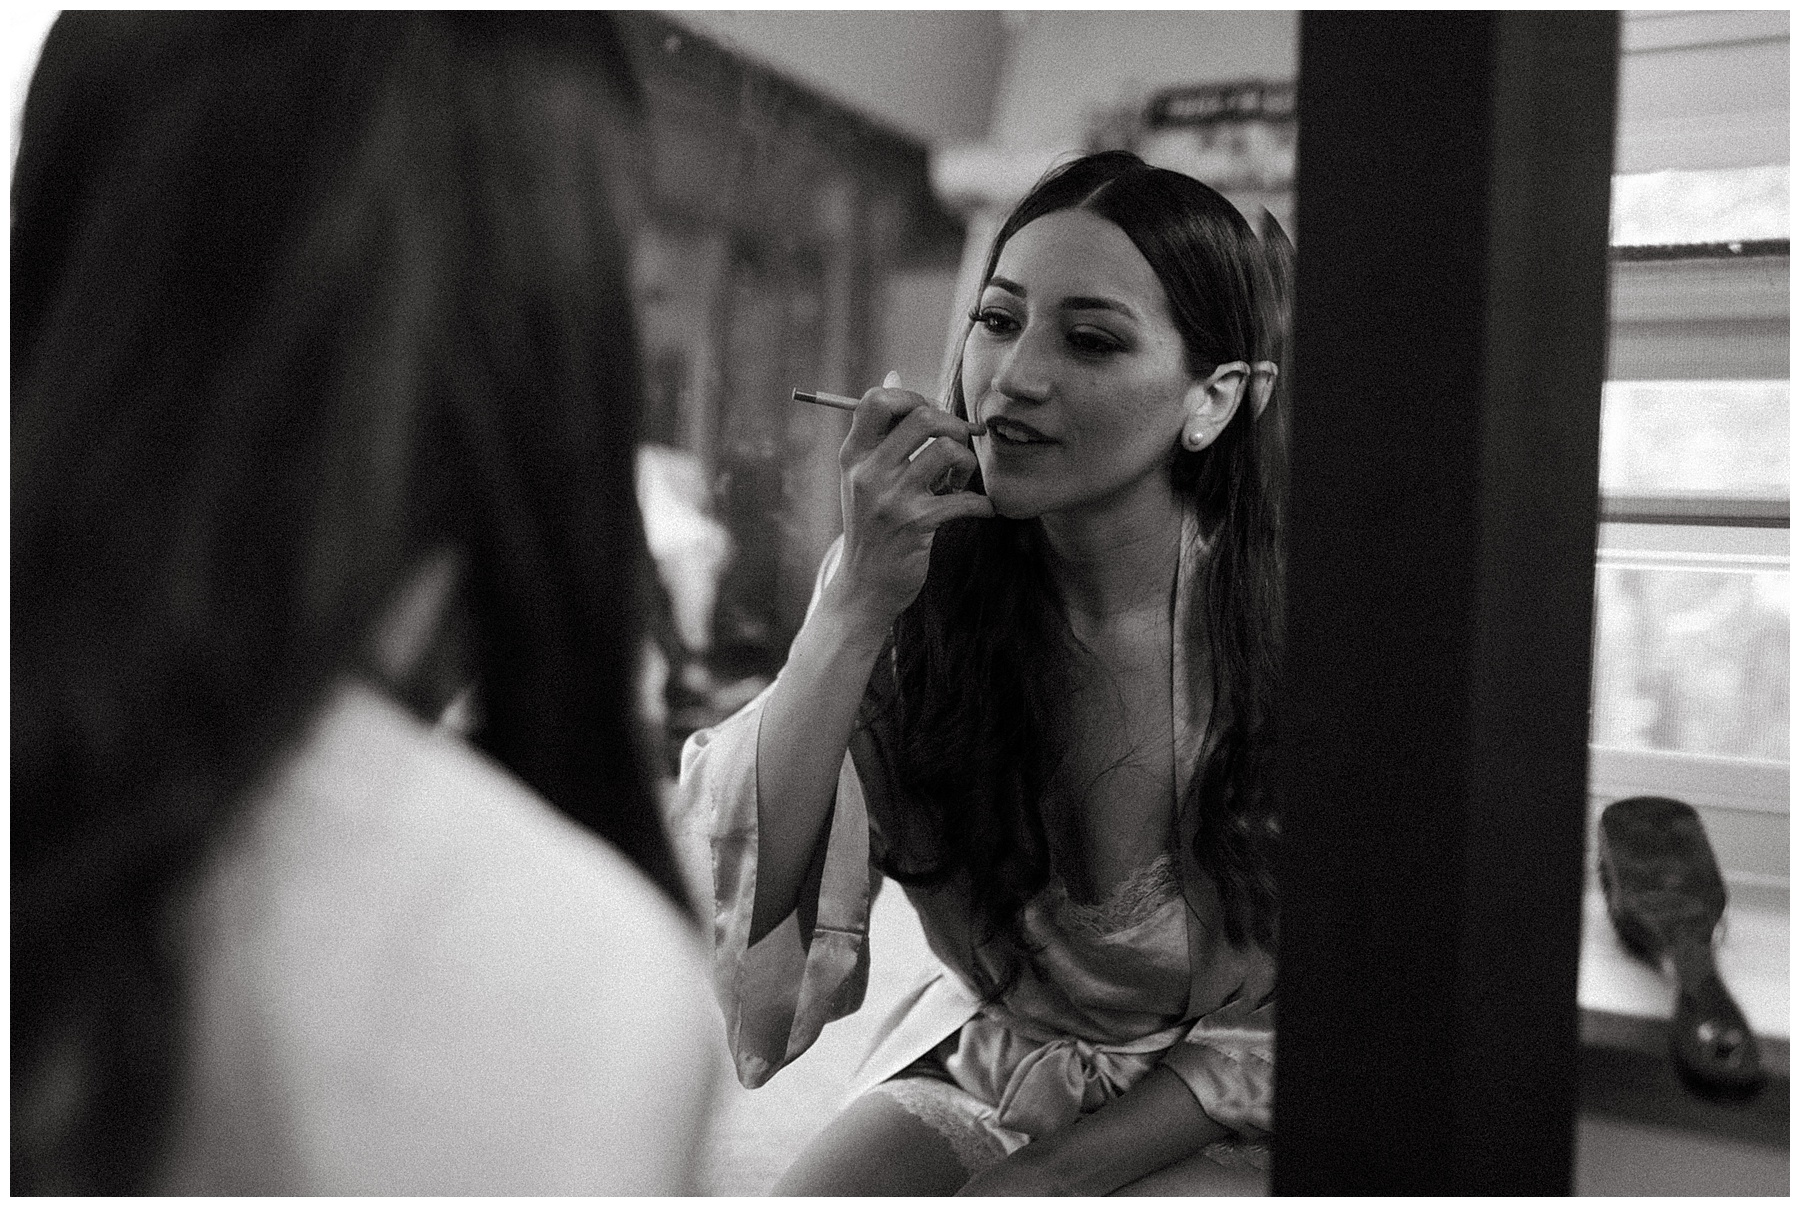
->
xmin=961 ymin=208 xmax=1197 ymax=521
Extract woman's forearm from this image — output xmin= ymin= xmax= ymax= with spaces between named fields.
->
xmin=960 ymin=1067 xmax=1228 ymax=1196
xmin=747 ymin=579 xmax=892 ymax=944
xmin=746 ymin=381 xmax=989 ymax=945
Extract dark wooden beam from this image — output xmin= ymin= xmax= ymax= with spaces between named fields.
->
xmin=1273 ymin=12 xmax=1619 ymax=1194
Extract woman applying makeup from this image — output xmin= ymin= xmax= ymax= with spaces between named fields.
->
xmin=682 ymin=150 xmax=1289 ymax=1194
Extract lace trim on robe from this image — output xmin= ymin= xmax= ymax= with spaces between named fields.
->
xmin=1049 ymin=853 xmax=1183 ymax=939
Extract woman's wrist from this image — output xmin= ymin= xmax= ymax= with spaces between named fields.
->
xmin=1003 ymin=1067 xmax=1231 ymax=1195
xmin=813 ymin=572 xmax=902 ymax=652
xmin=1016 ymin=1127 xmax=1106 ymax=1195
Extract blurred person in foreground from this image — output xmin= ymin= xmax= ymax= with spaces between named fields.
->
xmin=13 ymin=12 xmax=717 ymax=1194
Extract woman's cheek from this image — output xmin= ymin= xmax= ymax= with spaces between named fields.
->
xmin=959 ymin=360 xmax=988 ymax=420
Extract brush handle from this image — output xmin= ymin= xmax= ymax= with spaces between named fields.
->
xmin=1668 ymin=940 xmax=1765 ymax=1098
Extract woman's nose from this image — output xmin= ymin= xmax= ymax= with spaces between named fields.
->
xmin=991 ymin=327 xmax=1053 ymax=405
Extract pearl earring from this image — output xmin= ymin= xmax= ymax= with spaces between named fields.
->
xmin=1185 ymin=430 xmax=1208 ymax=451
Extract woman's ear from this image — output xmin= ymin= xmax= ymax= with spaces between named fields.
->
xmin=1179 ymin=361 xmax=1250 ymax=453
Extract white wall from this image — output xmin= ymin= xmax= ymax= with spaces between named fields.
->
xmin=664 ymin=11 xmax=1005 ymax=146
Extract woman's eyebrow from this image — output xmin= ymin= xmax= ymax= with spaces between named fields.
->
xmin=983 ymin=277 xmax=1138 ymax=321
xmin=1059 ymin=295 xmax=1138 ymax=320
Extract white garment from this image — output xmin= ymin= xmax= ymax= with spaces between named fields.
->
xmin=158 ymin=679 xmax=721 ymax=1194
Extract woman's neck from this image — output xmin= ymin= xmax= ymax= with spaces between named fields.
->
xmin=1037 ymin=476 xmax=1184 ymax=625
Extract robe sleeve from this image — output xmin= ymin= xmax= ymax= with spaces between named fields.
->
xmin=1157 ymin=991 xmax=1275 ymax=1139
xmin=676 ymin=537 xmax=883 ymax=1089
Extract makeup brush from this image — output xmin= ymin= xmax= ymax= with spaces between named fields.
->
xmin=791 ymin=382 xmax=986 ymax=480
xmin=791 ymin=386 xmax=945 ymax=461
xmin=790 ymin=388 xmax=860 ymax=412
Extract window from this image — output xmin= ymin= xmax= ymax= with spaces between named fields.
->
xmin=1587 ymin=10 xmax=1789 ymax=894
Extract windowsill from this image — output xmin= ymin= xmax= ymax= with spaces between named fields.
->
xmin=1578 ymin=874 xmax=1788 ymax=1147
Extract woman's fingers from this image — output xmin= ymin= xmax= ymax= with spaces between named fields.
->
xmin=841 ymin=386 xmax=924 ymax=463
xmin=841 ymin=373 xmax=984 ymax=472
xmin=920 ymin=486 xmax=996 ymax=525
xmin=900 ymin=428 xmax=979 ymax=495
xmin=844 ymin=419 xmax=981 ymax=527
xmin=863 ymin=402 xmax=984 ymax=473
xmin=831 ymin=372 xmax=992 ymax=620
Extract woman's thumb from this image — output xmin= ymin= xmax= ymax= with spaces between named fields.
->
xmin=883 ymin=370 xmax=902 ymax=389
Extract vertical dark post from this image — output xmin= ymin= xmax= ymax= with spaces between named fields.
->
xmin=1273 ymin=12 xmax=1618 ymax=1195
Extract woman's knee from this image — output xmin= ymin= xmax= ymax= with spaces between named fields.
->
xmin=771 ymin=1088 xmax=974 ymax=1196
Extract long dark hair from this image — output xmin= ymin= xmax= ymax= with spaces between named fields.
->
xmin=878 ymin=151 xmax=1291 ymax=993
xmin=12 ymin=13 xmax=681 ymax=1193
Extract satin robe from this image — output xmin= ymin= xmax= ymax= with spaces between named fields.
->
xmin=679 ymin=510 xmax=1275 ymax=1157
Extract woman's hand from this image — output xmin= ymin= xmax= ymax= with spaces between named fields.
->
xmin=828 ymin=372 xmax=992 ymax=626
xmin=958 ymin=1067 xmax=1231 ymax=1196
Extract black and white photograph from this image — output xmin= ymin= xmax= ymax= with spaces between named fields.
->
xmin=9 ymin=8 xmax=1788 ymax=1196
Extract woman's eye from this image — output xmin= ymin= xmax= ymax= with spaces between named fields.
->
xmin=1067 ymin=329 xmax=1122 ymax=356
xmin=970 ymin=308 xmax=1019 ymax=336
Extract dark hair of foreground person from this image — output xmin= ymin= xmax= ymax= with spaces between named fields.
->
xmin=13 ymin=12 xmax=681 ymax=1192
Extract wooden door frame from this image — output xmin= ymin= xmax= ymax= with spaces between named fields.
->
xmin=1273 ymin=12 xmax=1620 ymax=1194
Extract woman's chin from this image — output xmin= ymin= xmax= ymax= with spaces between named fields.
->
xmin=978 ymin=481 xmax=1047 ymax=520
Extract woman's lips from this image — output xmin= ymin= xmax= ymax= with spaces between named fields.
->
xmin=983 ymin=415 xmax=1055 ymax=446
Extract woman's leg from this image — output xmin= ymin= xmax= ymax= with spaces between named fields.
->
xmin=771 ymin=1084 xmax=993 ymax=1196
xmin=1110 ymin=1148 xmax=1269 ymax=1196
